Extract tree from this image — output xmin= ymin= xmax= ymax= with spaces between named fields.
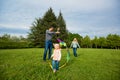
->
xmin=106 ymin=34 xmax=120 ymax=49
xmin=28 ymin=8 xmax=68 ymax=47
xmin=92 ymin=36 xmax=98 ymax=48
xmin=28 ymin=18 xmax=45 ymax=47
xmin=42 ymin=7 xmax=57 ymax=28
xmin=98 ymin=37 xmax=106 ymax=48
xmin=82 ymin=35 xmax=91 ymax=48
xmin=0 ymin=34 xmax=11 ymax=42
xmin=57 ymin=11 xmax=68 ymax=42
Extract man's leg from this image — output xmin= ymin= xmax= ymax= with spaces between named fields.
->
xmin=43 ymin=41 xmax=49 ymax=61
xmin=48 ymin=41 xmax=53 ymax=59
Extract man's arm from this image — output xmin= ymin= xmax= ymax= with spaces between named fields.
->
xmin=46 ymin=30 xmax=60 ymax=35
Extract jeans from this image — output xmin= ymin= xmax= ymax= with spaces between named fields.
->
xmin=52 ymin=60 xmax=59 ymax=70
xmin=43 ymin=40 xmax=53 ymax=60
xmin=73 ymin=48 xmax=77 ymax=57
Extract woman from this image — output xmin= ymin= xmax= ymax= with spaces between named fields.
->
xmin=70 ymin=38 xmax=80 ymax=57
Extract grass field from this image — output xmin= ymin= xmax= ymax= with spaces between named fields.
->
xmin=0 ymin=48 xmax=120 ymax=80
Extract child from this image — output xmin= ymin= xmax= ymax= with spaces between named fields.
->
xmin=51 ymin=43 xmax=61 ymax=73
xmin=70 ymin=38 xmax=80 ymax=57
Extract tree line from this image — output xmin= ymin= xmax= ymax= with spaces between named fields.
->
xmin=68 ymin=33 xmax=120 ymax=49
xmin=0 ymin=8 xmax=120 ymax=49
xmin=0 ymin=33 xmax=120 ymax=49
xmin=0 ymin=34 xmax=29 ymax=49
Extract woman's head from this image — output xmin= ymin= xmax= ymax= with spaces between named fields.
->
xmin=73 ymin=38 xmax=77 ymax=42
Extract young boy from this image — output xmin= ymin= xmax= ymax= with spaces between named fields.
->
xmin=43 ymin=27 xmax=60 ymax=61
xmin=51 ymin=43 xmax=61 ymax=73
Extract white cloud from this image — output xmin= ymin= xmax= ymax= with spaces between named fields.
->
xmin=15 ymin=0 xmax=116 ymax=13
xmin=0 ymin=23 xmax=30 ymax=29
xmin=0 ymin=0 xmax=119 ymax=38
xmin=0 ymin=33 xmax=27 ymax=38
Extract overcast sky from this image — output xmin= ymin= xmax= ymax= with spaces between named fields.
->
xmin=0 ymin=0 xmax=120 ymax=38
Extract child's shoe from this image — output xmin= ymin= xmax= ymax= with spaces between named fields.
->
xmin=53 ymin=69 xmax=56 ymax=73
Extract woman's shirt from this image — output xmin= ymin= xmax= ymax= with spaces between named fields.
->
xmin=70 ymin=41 xmax=80 ymax=48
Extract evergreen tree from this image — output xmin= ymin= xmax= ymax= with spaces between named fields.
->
xmin=28 ymin=8 xmax=68 ymax=47
xmin=42 ymin=7 xmax=57 ymax=28
xmin=57 ymin=11 xmax=68 ymax=42
xmin=28 ymin=18 xmax=44 ymax=47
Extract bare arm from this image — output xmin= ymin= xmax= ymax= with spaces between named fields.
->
xmin=70 ymin=42 xmax=73 ymax=48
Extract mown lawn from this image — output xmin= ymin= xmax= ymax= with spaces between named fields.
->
xmin=0 ymin=48 xmax=120 ymax=80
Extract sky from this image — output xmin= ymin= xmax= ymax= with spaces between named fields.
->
xmin=0 ymin=0 xmax=120 ymax=38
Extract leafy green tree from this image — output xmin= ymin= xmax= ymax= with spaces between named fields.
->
xmin=98 ymin=37 xmax=107 ymax=48
xmin=92 ymin=36 xmax=98 ymax=48
xmin=0 ymin=34 xmax=29 ymax=49
xmin=0 ymin=34 xmax=11 ymax=42
xmin=81 ymin=35 xmax=91 ymax=48
xmin=106 ymin=34 xmax=120 ymax=49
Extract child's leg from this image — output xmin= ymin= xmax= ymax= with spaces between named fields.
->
xmin=56 ymin=61 xmax=59 ymax=70
xmin=52 ymin=60 xmax=56 ymax=70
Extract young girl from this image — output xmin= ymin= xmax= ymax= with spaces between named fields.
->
xmin=70 ymin=38 xmax=80 ymax=57
xmin=51 ymin=43 xmax=61 ymax=73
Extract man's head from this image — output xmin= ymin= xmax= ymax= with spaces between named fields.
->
xmin=49 ymin=26 xmax=54 ymax=31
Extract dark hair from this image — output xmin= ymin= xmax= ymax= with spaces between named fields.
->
xmin=49 ymin=26 xmax=54 ymax=28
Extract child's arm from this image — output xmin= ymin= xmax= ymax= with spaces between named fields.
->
xmin=51 ymin=50 xmax=55 ymax=58
xmin=53 ymin=43 xmax=55 ymax=47
xmin=58 ymin=50 xmax=61 ymax=62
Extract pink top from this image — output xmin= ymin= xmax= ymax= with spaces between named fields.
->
xmin=51 ymin=49 xmax=61 ymax=61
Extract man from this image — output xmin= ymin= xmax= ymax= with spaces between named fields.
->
xmin=43 ymin=26 xmax=60 ymax=61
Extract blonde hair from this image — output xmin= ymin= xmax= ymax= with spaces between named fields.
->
xmin=73 ymin=38 xmax=78 ymax=42
xmin=53 ymin=43 xmax=60 ymax=49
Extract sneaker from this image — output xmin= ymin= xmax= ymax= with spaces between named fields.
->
xmin=53 ymin=69 xmax=56 ymax=73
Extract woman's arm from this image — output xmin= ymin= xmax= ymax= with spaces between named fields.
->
xmin=77 ymin=42 xmax=80 ymax=48
xmin=70 ymin=42 xmax=73 ymax=48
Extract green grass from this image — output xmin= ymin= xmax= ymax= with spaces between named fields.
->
xmin=0 ymin=48 xmax=120 ymax=80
